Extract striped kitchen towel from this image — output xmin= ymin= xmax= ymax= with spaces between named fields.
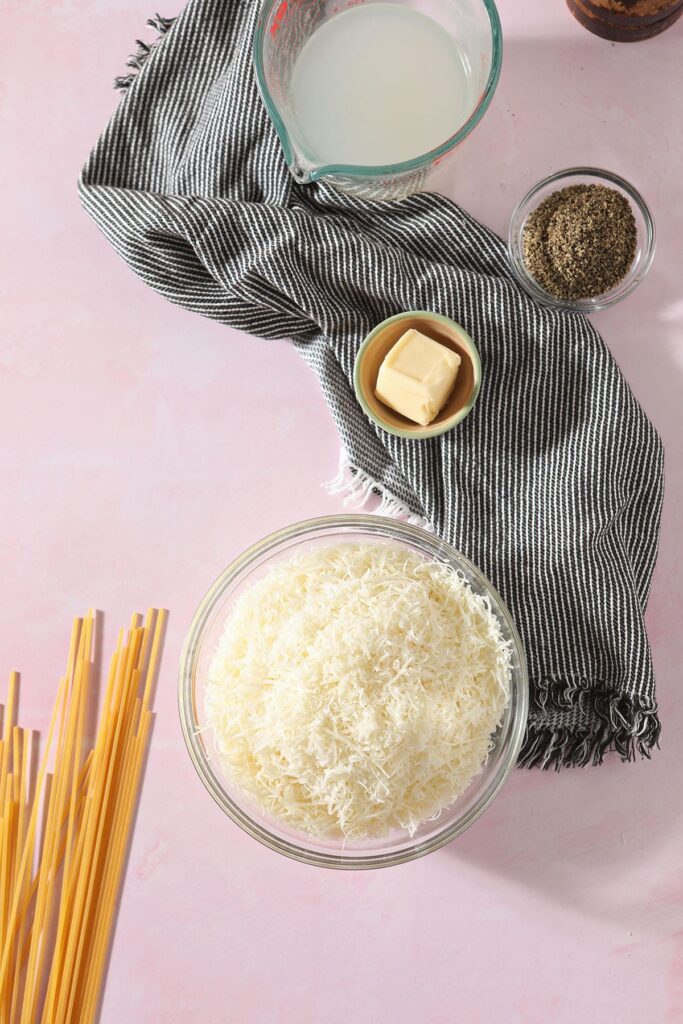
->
xmin=79 ymin=0 xmax=664 ymax=768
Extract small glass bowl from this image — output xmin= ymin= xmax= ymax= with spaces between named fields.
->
xmin=178 ymin=515 xmax=528 ymax=870
xmin=508 ymin=167 xmax=656 ymax=313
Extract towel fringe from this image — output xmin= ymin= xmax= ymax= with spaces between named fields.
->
xmin=114 ymin=14 xmax=176 ymax=91
xmin=519 ymin=687 xmax=661 ymax=769
xmin=325 ymin=450 xmax=433 ymax=530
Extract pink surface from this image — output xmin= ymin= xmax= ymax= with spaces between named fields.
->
xmin=1 ymin=1 xmax=682 ymax=1021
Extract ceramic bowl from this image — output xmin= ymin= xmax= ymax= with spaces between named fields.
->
xmin=353 ymin=311 xmax=481 ymax=439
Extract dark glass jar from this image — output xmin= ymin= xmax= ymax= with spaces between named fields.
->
xmin=566 ymin=0 xmax=683 ymax=40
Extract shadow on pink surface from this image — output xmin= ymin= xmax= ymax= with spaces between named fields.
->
xmin=431 ymin=29 xmax=683 ymax=456
xmin=446 ymin=739 xmax=681 ymax=928
xmin=1 ymin=4 xmax=681 ymax=1022
xmin=434 ymin=32 xmax=682 ymax=927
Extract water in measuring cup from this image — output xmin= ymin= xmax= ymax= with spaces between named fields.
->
xmin=289 ymin=3 xmax=475 ymax=168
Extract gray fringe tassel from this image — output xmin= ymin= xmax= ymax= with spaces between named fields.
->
xmin=114 ymin=15 xmax=176 ymax=91
xmin=519 ymin=685 xmax=661 ymax=769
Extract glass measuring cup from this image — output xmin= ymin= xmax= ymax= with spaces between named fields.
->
xmin=253 ymin=0 xmax=502 ymax=201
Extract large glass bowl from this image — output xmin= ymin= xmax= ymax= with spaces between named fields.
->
xmin=179 ymin=515 xmax=528 ymax=869
xmin=253 ymin=0 xmax=502 ymax=200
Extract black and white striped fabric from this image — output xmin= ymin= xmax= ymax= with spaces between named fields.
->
xmin=80 ymin=0 xmax=664 ymax=768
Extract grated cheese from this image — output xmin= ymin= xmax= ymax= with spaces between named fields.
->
xmin=205 ymin=543 xmax=511 ymax=840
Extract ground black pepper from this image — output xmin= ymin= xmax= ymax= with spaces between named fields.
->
xmin=522 ymin=183 xmax=637 ymax=300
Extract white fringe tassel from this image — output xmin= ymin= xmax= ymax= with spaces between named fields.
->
xmin=325 ymin=450 xmax=433 ymax=531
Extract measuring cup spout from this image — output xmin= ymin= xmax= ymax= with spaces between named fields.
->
xmin=290 ymin=164 xmax=313 ymax=184
xmin=274 ymin=123 xmax=320 ymax=185
xmin=286 ymin=149 xmax=317 ymax=186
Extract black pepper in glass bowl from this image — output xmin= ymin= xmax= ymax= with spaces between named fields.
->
xmin=508 ymin=168 xmax=655 ymax=313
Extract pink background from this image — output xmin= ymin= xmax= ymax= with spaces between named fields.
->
xmin=1 ymin=1 xmax=682 ymax=1021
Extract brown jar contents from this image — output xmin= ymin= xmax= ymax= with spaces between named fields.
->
xmin=522 ymin=184 xmax=637 ymax=301
xmin=566 ymin=0 xmax=683 ymax=42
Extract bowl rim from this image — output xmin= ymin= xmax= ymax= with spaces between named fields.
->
xmin=178 ymin=514 xmax=529 ymax=870
xmin=353 ymin=311 xmax=482 ymax=439
xmin=252 ymin=0 xmax=503 ymax=182
xmin=507 ymin=166 xmax=656 ymax=313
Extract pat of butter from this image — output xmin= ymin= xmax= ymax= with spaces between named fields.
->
xmin=375 ymin=329 xmax=461 ymax=426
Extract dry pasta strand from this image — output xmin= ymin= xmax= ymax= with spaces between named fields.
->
xmin=0 ymin=608 xmax=165 ymax=1024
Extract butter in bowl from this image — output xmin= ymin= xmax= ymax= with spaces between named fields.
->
xmin=354 ymin=311 xmax=481 ymax=439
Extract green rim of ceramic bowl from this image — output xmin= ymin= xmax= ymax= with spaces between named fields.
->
xmin=353 ymin=311 xmax=482 ymax=439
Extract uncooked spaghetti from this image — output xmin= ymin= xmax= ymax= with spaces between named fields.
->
xmin=0 ymin=608 xmax=166 ymax=1024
